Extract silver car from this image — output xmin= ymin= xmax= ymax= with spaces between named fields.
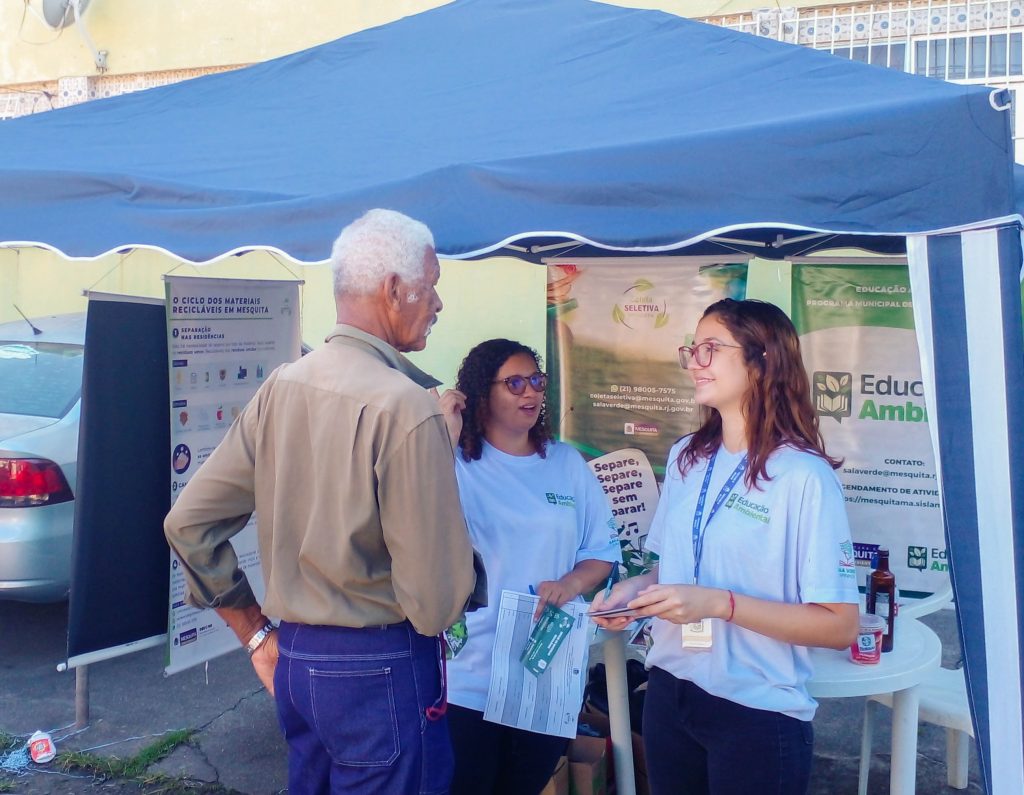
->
xmin=0 ymin=312 xmax=84 ymax=602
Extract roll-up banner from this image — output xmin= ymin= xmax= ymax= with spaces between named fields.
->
xmin=68 ymin=293 xmax=170 ymax=668
xmin=791 ymin=259 xmax=945 ymax=595
xmin=164 ymin=276 xmax=302 ymax=675
xmin=546 ymin=257 xmax=747 ymax=574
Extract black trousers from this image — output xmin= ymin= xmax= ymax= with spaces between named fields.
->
xmin=446 ymin=703 xmax=568 ymax=795
xmin=643 ymin=666 xmax=814 ymax=795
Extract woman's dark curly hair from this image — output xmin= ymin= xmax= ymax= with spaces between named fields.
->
xmin=455 ymin=338 xmax=553 ymax=461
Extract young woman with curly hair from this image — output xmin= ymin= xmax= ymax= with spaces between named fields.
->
xmin=438 ymin=338 xmax=620 ymax=795
xmin=591 ymin=299 xmax=859 ymax=795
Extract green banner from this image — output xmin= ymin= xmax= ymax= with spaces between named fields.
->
xmin=791 ymin=263 xmax=915 ymax=335
xmin=546 ymin=259 xmax=747 ymax=474
xmin=793 ymin=262 xmax=945 ymax=596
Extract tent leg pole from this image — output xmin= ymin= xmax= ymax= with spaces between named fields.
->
xmin=75 ymin=664 xmax=90 ymax=729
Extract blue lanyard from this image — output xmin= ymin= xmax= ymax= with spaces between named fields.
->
xmin=692 ymin=449 xmax=748 ymax=584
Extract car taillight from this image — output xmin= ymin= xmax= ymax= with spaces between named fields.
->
xmin=0 ymin=458 xmax=74 ymax=508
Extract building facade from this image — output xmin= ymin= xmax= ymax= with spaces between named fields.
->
xmin=700 ymin=1 xmax=1024 ymax=160
xmin=0 ymin=1 xmax=442 ymax=119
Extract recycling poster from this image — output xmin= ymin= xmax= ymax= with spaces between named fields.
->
xmin=586 ymin=448 xmax=661 ymax=582
xmin=164 ymin=275 xmax=302 ymax=674
xmin=546 ymin=257 xmax=747 ymax=572
xmin=791 ymin=262 xmax=945 ymax=595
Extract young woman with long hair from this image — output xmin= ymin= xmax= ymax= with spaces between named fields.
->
xmin=438 ymin=338 xmax=620 ymax=795
xmin=591 ymin=299 xmax=859 ymax=795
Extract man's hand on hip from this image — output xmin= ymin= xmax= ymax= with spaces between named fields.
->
xmin=215 ymin=604 xmax=280 ymax=696
xmin=251 ymin=630 xmax=279 ymax=696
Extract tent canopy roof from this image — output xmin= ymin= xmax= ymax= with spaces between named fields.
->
xmin=0 ymin=0 xmax=1014 ymax=263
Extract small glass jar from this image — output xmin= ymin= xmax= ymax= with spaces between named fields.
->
xmin=850 ymin=613 xmax=886 ymax=665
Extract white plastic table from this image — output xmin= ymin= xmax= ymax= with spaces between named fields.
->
xmin=807 ymin=617 xmax=942 ymax=795
xmin=597 ymin=618 xmax=940 ymax=795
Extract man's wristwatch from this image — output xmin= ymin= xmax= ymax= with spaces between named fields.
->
xmin=245 ymin=622 xmax=275 ymax=656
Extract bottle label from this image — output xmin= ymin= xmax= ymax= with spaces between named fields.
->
xmin=875 ymin=592 xmax=891 ymax=634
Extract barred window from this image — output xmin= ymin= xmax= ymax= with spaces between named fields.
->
xmin=914 ymin=33 xmax=1023 ymax=79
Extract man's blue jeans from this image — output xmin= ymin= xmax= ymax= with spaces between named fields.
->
xmin=274 ymin=621 xmax=452 ymax=795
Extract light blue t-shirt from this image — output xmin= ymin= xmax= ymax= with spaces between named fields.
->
xmin=447 ymin=439 xmax=621 ymax=712
xmin=645 ymin=439 xmax=859 ymax=721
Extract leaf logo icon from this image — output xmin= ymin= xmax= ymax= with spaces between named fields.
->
xmin=813 ymin=371 xmax=853 ymax=422
xmin=654 ymin=311 xmax=669 ymax=328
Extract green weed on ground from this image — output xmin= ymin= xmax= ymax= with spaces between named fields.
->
xmin=63 ymin=728 xmax=242 ymax=792
xmin=0 ymin=728 xmax=243 ymax=794
xmin=59 ymin=728 xmax=198 ymax=780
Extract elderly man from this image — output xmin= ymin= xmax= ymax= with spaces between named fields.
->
xmin=164 ymin=209 xmax=476 ymax=795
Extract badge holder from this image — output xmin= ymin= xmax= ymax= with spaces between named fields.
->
xmin=685 ymin=451 xmax=745 ymax=653
xmin=682 ymin=619 xmax=713 ymax=649
xmin=443 ymin=617 xmax=469 ymax=660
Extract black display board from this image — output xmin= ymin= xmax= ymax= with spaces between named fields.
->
xmin=68 ymin=294 xmax=169 ymax=664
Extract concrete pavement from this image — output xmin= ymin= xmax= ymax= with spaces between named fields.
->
xmin=0 ymin=600 xmax=284 ymax=794
xmin=0 ymin=600 xmax=980 ymax=794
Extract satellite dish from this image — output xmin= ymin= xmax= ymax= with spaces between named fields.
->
xmin=42 ymin=0 xmax=91 ymax=29
xmin=38 ymin=0 xmax=106 ymax=71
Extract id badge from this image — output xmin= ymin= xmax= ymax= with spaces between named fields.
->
xmin=681 ymin=619 xmax=713 ymax=649
xmin=443 ymin=618 xmax=469 ymax=660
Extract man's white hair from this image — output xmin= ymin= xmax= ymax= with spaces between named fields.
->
xmin=330 ymin=209 xmax=435 ymax=297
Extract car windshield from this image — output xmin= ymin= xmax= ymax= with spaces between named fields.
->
xmin=0 ymin=341 xmax=84 ymax=418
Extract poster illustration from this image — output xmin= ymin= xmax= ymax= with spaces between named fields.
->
xmin=164 ymin=276 xmax=302 ymax=674
xmin=546 ymin=257 xmax=747 ymax=475
xmin=587 ymin=448 xmax=660 ymax=579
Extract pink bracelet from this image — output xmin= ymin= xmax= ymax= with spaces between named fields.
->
xmin=726 ymin=590 xmax=736 ymax=622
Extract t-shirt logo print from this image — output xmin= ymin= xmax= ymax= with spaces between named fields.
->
xmin=545 ymin=492 xmax=576 ymax=508
xmin=725 ymin=494 xmax=770 ymax=524
xmin=838 ymin=540 xmax=857 ymax=579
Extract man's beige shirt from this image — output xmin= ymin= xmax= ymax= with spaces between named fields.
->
xmin=164 ymin=324 xmax=475 ymax=637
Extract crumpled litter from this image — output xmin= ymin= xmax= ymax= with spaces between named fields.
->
xmin=0 ymin=744 xmax=30 ymax=773
xmin=28 ymin=730 xmax=57 ymax=764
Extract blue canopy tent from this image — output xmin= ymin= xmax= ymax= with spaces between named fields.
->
xmin=0 ymin=0 xmax=1020 ymax=789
